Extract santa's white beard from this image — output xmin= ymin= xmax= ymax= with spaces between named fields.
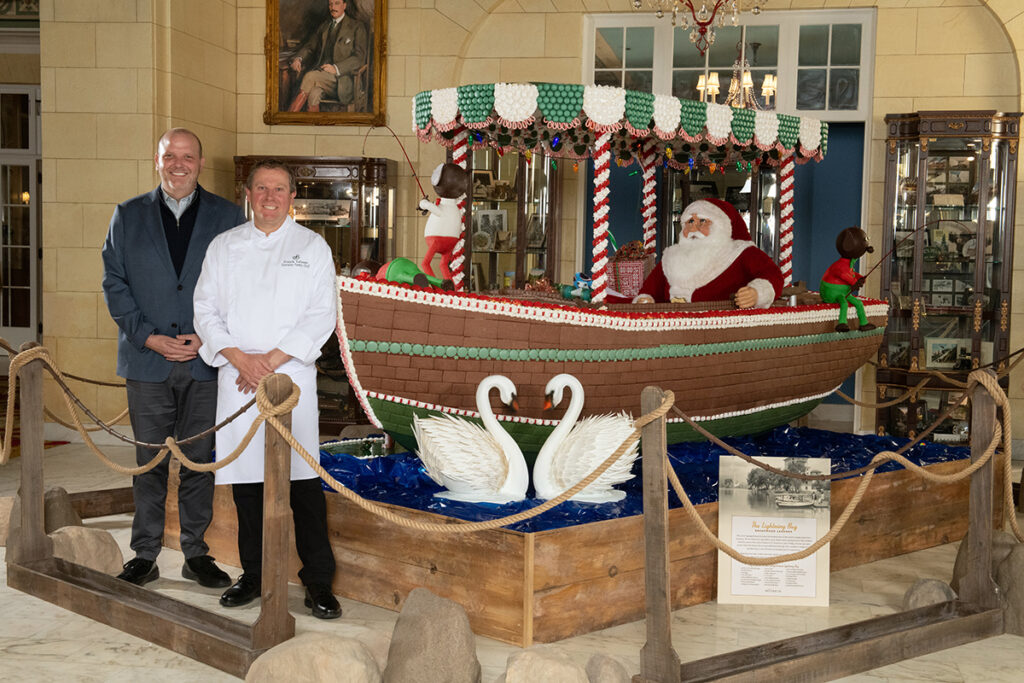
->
xmin=662 ymin=227 xmax=746 ymax=301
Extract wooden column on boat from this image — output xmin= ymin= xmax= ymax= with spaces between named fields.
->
xmin=634 ymin=385 xmax=680 ymax=683
xmin=252 ymin=373 xmax=298 ymax=648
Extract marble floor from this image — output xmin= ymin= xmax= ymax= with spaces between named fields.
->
xmin=1 ymin=442 xmax=1023 ymax=682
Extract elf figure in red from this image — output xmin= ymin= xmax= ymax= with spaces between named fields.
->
xmin=820 ymin=226 xmax=877 ymax=333
xmin=633 ymin=198 xmax=783 ymax=308
xmin=419 ymin=162 xmax=468 ymax=280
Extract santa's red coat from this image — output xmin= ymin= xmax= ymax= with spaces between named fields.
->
xmin=635 ymin=245 xmax=784 ymax=303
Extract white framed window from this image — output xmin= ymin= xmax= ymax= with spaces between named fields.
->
xmin=584 ymin=8 xmax=876 ymax=121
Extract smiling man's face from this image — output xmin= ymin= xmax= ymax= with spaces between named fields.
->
xmin=155 ymin=132 xmax=204 ymax=200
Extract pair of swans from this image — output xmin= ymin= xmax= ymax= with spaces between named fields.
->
xmin=411 ymin=374 xmax=638 ymax=505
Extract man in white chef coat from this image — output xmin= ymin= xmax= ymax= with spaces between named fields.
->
xmin=193 ymin=160 xmax=341 ymax=619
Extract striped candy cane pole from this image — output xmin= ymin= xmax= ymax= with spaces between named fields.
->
xmin=778 ymin=154 xmax=795 ymax=287
xmin=591 ymin=131 xmax=612 ymax=303
xmin=640 ymin=140 xmax=658 ymax=255
xmin=450 ymin=126 xmax=469 ymax=290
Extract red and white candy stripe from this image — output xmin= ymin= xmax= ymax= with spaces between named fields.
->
xmin=450 ymin=126 xmax=468 ymax=290
xmin=778 ymin=154 xmax=795 ymax=286
xmin=640 ymin=140 xmax=658 ymax=255
xmin=591 ymin=131 xmax=612 ymax=302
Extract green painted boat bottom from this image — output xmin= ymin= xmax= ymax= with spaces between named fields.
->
xmin=367 ymin=395 xmax=825 ymax=462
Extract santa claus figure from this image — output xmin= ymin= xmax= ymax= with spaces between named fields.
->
xmin=633 ymin=198 xmax=784 ymax=309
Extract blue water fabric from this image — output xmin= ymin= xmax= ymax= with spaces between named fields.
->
xmin=318 ymin=426 xmax=969 ymax=533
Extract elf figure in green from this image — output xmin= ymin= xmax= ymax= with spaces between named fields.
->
xmin=820 ymin=227 xmax=878 ymax=333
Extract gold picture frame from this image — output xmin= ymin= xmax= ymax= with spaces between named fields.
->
xmin=264 ymin=0 xmax=387 ymax=126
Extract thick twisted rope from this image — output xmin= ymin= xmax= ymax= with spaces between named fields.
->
xmin=263 ymin=390 xmax=675 ymax=534
xmin=1 ymin=345 xmax=264 ymax=474
xmin=665 ymin=369 xmax=1020 ymax=566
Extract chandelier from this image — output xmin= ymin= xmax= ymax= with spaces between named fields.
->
xmin=696 ymin=40 xmax=777 ymax=110
xmin=632 ymin=1 xmax=768 ymax=56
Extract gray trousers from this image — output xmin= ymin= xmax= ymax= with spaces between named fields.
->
xmin=126 ymin=363 xmax=217 ymax=560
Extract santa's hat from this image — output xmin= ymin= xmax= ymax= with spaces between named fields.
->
xmin=682 ymin=198 xmax=751 ymax=241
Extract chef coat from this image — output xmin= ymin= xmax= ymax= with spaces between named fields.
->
xmin=194 ymin=217 xmax=337 ymax=485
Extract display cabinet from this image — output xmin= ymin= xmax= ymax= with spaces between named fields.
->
xmin=464 ymin=148 xmax=560 ymax=291
xmin=234 ymin=155 xmax=397 ymax=431
xmin=876 ymin=111 xmax=1020 ymax=442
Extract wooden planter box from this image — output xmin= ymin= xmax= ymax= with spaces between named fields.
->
xmin=165 ymin=458 xmax=1001 ymax=647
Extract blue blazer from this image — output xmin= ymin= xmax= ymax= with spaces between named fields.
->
xmin=102 ymin=186 xmax=246 ymax=382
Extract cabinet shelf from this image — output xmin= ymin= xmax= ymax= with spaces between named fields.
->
xmin=466 ymin=148 xmax=560 ymax=291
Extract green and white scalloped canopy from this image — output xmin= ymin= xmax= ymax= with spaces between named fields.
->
xmin=412 ymin=82 xmax=828 ymax=166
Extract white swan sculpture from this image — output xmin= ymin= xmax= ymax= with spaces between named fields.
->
xmin=533 ymin=373 xmax=638 ymax=503
xmin=412 ymin=374 xmax=529 ymax=504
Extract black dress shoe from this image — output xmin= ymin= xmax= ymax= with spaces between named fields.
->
xmin=116 ymin=557 xmax=159 ymax=586
xmin=220 ymin=573 xmax=261 ymax=607
xmin=304 ymin=583 xmax=342 ymax=619
xmin=182 ymin=555 xmax=232 ymax=588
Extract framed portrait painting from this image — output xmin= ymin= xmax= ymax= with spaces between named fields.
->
xmin=265 ymin=0 xmax=387 ymax=126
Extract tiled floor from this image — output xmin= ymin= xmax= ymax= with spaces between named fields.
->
xmin=2 ymin=442 xmax=1023 ymax=682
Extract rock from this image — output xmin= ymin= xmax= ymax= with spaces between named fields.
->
xmin=356 ymin=628 xmax=392 ymax=674
xmin=504 ymin=645 xmax=587 ymax=683
xmin=383 ymin=587 xmax=480 ymax=683
xmin=902 ymin=578 xmax=956 ymax=610
xmin=950 ymin=530 xmax=1018 ymax=592
xmin=44 ymin=486 xmax=83 ymax=532
xmin=247 ymin=632 xmax=380 ymax=682
xmin=995 ymin=543 xmax=1024 ymax=636
xmin=49 ymin=526 xmax=123 ymax=574
xmin=585 ymin=653 xmax=631 ymax=683
xmin=0 ymin=495 xmax=13 ymax=546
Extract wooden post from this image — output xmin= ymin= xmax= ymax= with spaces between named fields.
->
xmin=14 ymin=345 xmax=53 ymax=564
xmin=634 ymin=386 xmax=680 ymax=683
xmin=959 ymin=369 xmax=1001 ymax=609
xmin=251 ymin=373 xmax=296 ymax=649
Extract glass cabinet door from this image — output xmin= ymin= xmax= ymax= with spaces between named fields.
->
xmin=467 ymin=149 xmax=558 ymax=291
xmin=877 ymin=111 xmax=1020 ymax=441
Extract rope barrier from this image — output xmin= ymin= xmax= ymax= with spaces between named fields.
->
xmin=2 ymin=339 xmax=1019 ymax=565
xmin=259 ymin=390 xmax=675 ymax=534
xmin=663 ymin=369 xmax=1022 ymax=566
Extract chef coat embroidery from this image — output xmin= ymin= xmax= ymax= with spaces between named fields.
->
xmin=282 ymin=254 xmax=310 ymax=268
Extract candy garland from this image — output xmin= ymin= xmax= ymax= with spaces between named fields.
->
xmin=779 ymin=154 xmax=796 ymax=286
xmin=591 ymin=131 xmax=612 ymax=303
xmin=451 ymin=125 xmax=469 ymax=290
xmin=640 ymin=139 xmax=658 ymax=255
xmin=413 ymin=83 xmax=828 ymax=165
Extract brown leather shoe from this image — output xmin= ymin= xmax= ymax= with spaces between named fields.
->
xmin=288 ymin=90 xmax=309 ymax=112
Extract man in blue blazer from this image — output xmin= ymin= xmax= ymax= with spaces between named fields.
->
xmin=102 ymin=128 xmax=245 ymax=587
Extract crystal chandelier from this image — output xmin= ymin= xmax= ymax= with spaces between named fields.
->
xmin=632 ymin=1 xmax=767 ymax=56
xmin=696 ymin=40 xmax=777 ymax=110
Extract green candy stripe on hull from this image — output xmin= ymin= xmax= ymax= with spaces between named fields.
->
xmin=347 ymin=328 xmax=883 ymax=364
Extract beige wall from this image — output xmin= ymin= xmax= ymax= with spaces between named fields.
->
xmin=35 ymin=0 xmax=1024 ymax=435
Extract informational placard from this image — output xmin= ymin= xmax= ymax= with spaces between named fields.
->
xmin=716 ymin=455 xmax=831 ymax=606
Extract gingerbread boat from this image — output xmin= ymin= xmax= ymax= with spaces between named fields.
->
xmin=336 ymin=278 xmax=887 ymax=456
xmin=334 ymin=83 xmax=887 ymax=455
